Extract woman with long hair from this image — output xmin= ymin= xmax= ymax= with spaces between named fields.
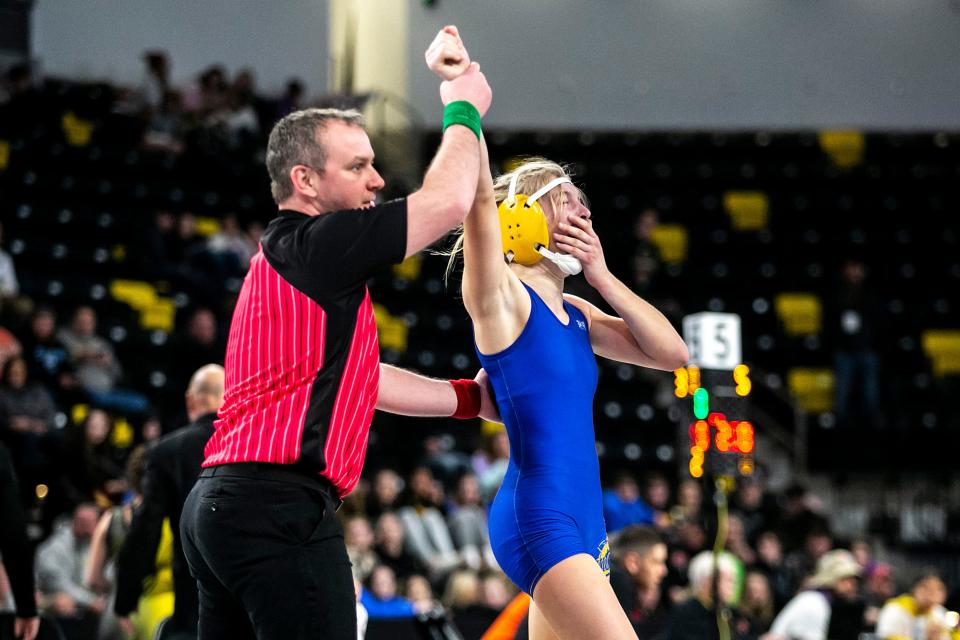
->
xmin=448 ymin=146 xmax=687 ymax=638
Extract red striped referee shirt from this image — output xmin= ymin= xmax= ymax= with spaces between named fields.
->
xmin=202 ymin=199 xmax=407 ymax=497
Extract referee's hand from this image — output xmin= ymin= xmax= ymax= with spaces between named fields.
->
xmin=425 ymin=25 xmax=471 ymax=80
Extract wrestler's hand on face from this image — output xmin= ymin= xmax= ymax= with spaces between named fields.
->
xmin=474 ymin=368 xmax=501 ymax=423
xmin=439 ymin=62 xmax=492 ymax=117
xmin=554 ymin=216 xmax=611 ymax=288
xmin=425 ymin=25 xmax=471 ymax=80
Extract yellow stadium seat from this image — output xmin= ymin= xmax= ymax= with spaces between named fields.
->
xmin=62 ymin=111 xmax=93 ymax=147
xmin=372 ymin=304 xmax=408 ymax=352
xmin=775 ymin=293 xmax=822 ymax=336
xmin=649 ymin=224 xmax=688 ymax=264
xmin=71 ymin=403 xmax=90 ymax=426
xmin=0 ymin=139 xmax=9 ymax=171
xmin=393 ymin=254 xmax=423 ymax=281
xmin=787 ymin=368 xmax=835 ymax=413
xmin=110 ymin=280 xmax=157 ymax=310
xmin=818 ymin=131 xmax=865 ymax=169
xmin=921 ymin=330 xmax=960 ymax=377
xmin=194 ymin=217 xmax=221 ymax=238
xmin=723 ymin=191 xmax=769 ymax=230
xmin=141 ymin=298 xmax=176 ymax=333
xmin=111 ymin=418 xmax=134 ymax=449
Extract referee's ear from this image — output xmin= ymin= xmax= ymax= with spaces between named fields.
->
xmin=290 ymin=164 xmax=320 ymax=199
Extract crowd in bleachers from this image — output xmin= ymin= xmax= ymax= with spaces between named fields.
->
xmin=1 ymin=53 xmax=959 ymax=640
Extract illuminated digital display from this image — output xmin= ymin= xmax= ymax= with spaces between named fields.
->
xmin=676 ymin=364 xmax=755 ymax=478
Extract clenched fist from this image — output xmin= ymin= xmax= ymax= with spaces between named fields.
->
xmin=425 ymin=25 xmax=471 ymax=80
xmin=439 ymin=62 xmax=492 ymax=117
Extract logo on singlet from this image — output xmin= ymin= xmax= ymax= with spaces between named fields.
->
xmin=595 ymin=539 xmax=611 ymax=576
xmin=576 ymin=319 xmax=587 ymax=330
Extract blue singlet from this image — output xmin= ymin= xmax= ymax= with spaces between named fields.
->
xmin=476 ymin=283 xmax=609 ymax=595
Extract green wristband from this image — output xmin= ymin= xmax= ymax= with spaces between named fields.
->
xmin=442 ymin=100 xmax=482 ymax=140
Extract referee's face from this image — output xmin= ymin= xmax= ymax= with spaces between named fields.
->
xmin=314 ymin=121 xmax=386 ymax=213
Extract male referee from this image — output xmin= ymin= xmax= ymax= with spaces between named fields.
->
xmin=181 ymin=27 xmax=495 ymax=639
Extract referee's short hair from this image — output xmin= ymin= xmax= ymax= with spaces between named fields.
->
xmin=266 ymin=108 xmax=366 ymax=204
xmin=611 ymin=525 xmax=663 ymax=559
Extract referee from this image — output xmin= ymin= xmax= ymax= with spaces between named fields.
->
xmin=181 ymin=27 xmax=494 ymax=640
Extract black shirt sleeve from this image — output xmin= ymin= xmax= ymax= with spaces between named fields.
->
xmin=0 ymin=443 xmax=38 ymax=618
xmin=264 ymin=198 xmax=408 ymax=302
xmin=114 ymin=445 xmax=168 ymax=616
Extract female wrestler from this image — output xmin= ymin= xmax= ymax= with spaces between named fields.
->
xmin=453 ymin=149 xmax=688 ymax=639
xmin=426 ymin=26 xmax=686 ymax=638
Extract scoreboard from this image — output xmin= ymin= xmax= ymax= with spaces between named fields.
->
xmin=676 ymin=313 xmax=754 ymax=479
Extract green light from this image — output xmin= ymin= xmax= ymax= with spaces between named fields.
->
xmin=693 ymin=387 xmax=709 ymax=420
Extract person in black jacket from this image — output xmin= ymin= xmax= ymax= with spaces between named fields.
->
xmin=0 ymin=442 xmax=39 ymax=640
xmin=114 ymin=365 xmax=224 ymax=639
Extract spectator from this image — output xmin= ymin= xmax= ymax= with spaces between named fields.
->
xmin=603 ymin=471 xmax=657 ymax=534
xmin=422 ymin=435 xmax=471 ymax=486
xmin=663 ymin=550 xmax=749 ymax=640
xmin=345 ymin=516 xmax=379 ymax=582
xmin=443 ymin=569 xmax=496 ymax=637
xmin=57 ymin=306 xmax=148 ymax=415
xmin=19 ymin=308 xmax=77 ymax=402
xmin=726 ymin=515 xmax=756 ymax=565
xmin=404 ymin=574 xmax=438 ymax=613
xmin=768 ymin=549 xmax=862 ymax=640
xmin=876 ymin=572 xmax=952 ymax=640
xmin=0 ymin=356 xmax=56 ymax=490
xmin=446 ymin=472 xmax=496 ymax=571
xmin=610 ymin=525 xmax=669 ymax=638
xmin=630 ymin=209 xmax=662 ymax=296
xmin=0 ymin=442 xmax=40 ymax=640
xmin=140 ymin=51 xmax=169 ymax=113
xmin=360 ymin=565 xmax=416 ymax=619
xmin=60 ymin=409 xmax=125 ymax=509
xmin=643 ymin=472 xmax=671 ymax=517
xmin=476 ymin=430 xmax=509 ymax=502
xmin=863 ymin=562 xmax=896 ymax=627
xmin=398 ymin=466 xmax=461 ymax=580
xmin=754 ymin=530 xmax=793 ymax=611
xmin=35 ymin=504 xmax=105 ymax=640
xmin=731 ymin=476 xmax=771 ymax=543
xmin=374 ymin=512 xmax=423 ymax=581
xmin=0 ymin=222 xmax=23 ymax=322
xmin=828 ymin=258 xmax=882 ymax=428
xmin=774 ymin=484 xmax=828 ymax=552
xmin=674 ymin=479 xmax=704 ymax=526
xmin=785 ymin=527 xmax=834 ymax=592
xmin=142 ymin=89 xmax=185 ymax=154
xmin=366 ymin=468 xmax=403 ymax=520
xmin=170 ymin=308 xmax=223 ymax=394
xmin=740 ymin=569 xmax=774 ymax=635
xmin=276 ymin=79 xmax=305 ymax=118
xmin=206 ymin=213 xmax=256 ymax=276
xmin=84 ymin=446 xmax=171 ymax=640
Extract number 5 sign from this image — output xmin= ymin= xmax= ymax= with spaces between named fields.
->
xmin=682 ymin=313 xmax=742 ymax=371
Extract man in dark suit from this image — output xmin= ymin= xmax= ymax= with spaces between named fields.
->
xmin=114 ymin=365 xmax=224 ymax=639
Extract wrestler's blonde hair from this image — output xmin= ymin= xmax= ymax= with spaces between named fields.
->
xmin=442 ymin=157 xmax=585 ymax=286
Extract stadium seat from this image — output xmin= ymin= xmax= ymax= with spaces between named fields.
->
xmin=723 ymin=191 xmax=769 ymax=230
xmin=818 ymin=131 xmax=865 ymax=169
xmin=787 ymin=368 xmax=835 ymax=413
xmin=921 ymin=330 xmax=960 ymax=377
xmin=774 ymin=293 xmax=823 ymax=336
xmin=649 ymin=224 xmax=688 ymax=264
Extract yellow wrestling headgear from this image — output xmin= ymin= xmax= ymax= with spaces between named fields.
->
xmin=497 ymin=172 xmax=576 ymax=270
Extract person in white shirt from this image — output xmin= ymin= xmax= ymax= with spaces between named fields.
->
xmin=876 ymin=572 xmax=954 ymax=640
xmin=767 ymin=549 xmax=862 ymax=640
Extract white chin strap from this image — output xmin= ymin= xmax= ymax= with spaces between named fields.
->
xmin=508 ymin=173 xmax=582 ymax=275
xmin=538 ymin=246 xmax=582 ymax=276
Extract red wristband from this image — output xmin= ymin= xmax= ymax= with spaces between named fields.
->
xmin=450 ymin=378 xmax=481 ymax=420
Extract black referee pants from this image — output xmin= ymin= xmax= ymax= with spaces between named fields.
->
xmin=180 ymin=465 xmax=355 ymax=640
